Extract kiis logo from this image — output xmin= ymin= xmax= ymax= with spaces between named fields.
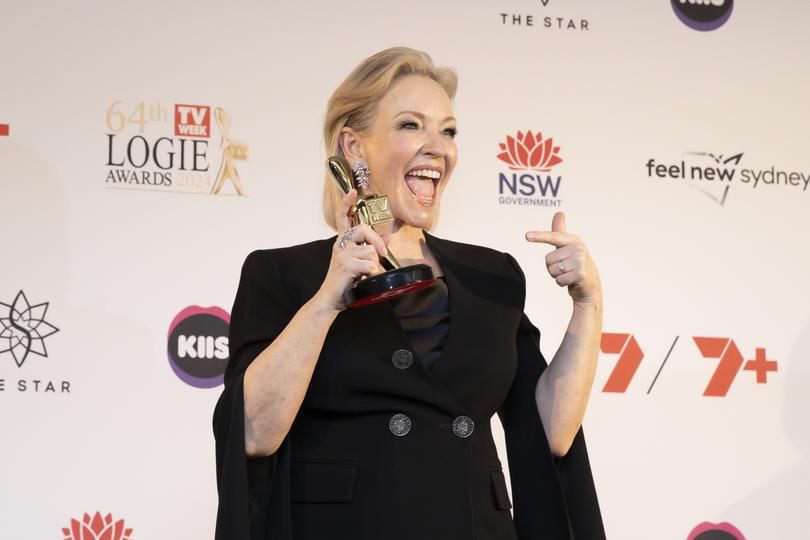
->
xmin=497 ymin=130 xmax=564 ymax=207
xmin=687 ymin=521 xmax=745 ymax=539
xmin=167 ymin=305 xmax=229 ymax=388
xmin=645 ymin=151 xmax=810 ymax=206
xmin=62 ymin=512 xmax=133 ymax=540
xmin=0 ymin=123 xmax=9 ymax=136
xmin=104 ymin=101 xmax=249 ymax=195
xmin=672 ymin=0 xmax=734 ymax=32
xmin=599 ymin=333 xmax=777 ymax=397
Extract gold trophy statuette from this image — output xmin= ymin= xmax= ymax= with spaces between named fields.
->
xmin=327 ymin=156 xmax=435 ymax=308
xmin=212 ymin=107 xmax=248 ymax=196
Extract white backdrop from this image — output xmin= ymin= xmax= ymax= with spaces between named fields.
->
xmin=2 ymin=1 xmax=809 ymax=538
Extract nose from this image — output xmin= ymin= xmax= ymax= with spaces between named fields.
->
xmin=419 ymin=128 xmax=449 ymax=158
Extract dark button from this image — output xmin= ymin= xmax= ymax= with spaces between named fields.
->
xmin=452 ymin=415 xmax=474 ymax=438
xmin=391 ymin=349 xmax=414 ymax=369
xmin=389 ymin=413 xmax=411 ymax=436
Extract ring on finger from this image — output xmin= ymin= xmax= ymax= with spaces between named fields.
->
xmin=558 ymin=260 xmax=566 ymax=273
xmin=338 ymin=225 xmax=357 ymax=249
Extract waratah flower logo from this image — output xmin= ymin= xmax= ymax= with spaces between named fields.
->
xmin=497 ymin=130 xmax=563 ymax=171
xmin=62 ymin=512 xmax=134 ymax=540
xmin=0 ymin=290 xmax=59 ymax=368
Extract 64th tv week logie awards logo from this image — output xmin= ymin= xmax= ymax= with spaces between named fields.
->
xmin=104 ymin=100 xmax=249 ymax=195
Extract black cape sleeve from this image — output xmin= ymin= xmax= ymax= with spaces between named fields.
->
xmin=213 ymin=250 xmax=298 ymax=540
xmin=499 ymin=254 xmax=606 ymax=540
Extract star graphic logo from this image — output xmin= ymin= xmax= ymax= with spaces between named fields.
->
xmin=0 ymin=290 xmax=60 ymax=367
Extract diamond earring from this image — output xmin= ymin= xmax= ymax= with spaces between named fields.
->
xmin=351 ymin=159 xmax=370 ymax=189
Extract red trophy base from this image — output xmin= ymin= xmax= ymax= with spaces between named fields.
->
xmin=346 ymin=264 xmax=436 ymax=308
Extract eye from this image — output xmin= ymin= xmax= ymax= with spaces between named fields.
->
xmin=399 ymin=121 xmax=420 ymax=130
xmin=443 ymin=127 xmax=458 ymax=138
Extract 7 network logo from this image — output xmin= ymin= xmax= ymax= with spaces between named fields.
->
xmin=599 ymin=333 xmax=777 ymax=397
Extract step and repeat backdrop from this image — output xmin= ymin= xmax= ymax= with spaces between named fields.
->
xmin=2 ymin=0 xmax=808 ymax=538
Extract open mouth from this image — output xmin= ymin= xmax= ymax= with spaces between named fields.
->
xmin=404 ymin=167 xmax=442 ymax=206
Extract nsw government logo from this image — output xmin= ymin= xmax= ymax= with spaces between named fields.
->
xmin=497 ymin=130 xmax=563 ymax=207
xmin=104 ymin=101 xmax=249 ymax=195
xmin=167 ymin=306 xmax=229 ymax=388
xmin=672 ymin=0 xmax=733 ymax=32
xmin=62 ymin=512 xmax=133 ymax=540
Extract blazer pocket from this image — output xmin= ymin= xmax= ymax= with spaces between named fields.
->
xmin=490 ymin=468 xmax=513 ymax=510
xmin=290 ymin=459 xmax=358 ymax=503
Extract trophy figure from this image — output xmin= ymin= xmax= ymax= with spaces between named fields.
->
xmin=327 ymin=156 xmax=436 ymax=308
xmin=211 ymin=107 xmax=248 ymax=196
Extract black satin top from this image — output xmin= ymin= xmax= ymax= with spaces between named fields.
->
xmin=389 ymin=276 xmax=450 ymax=370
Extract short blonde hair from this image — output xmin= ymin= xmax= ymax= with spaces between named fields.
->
xmin=322 ymin=47 xmax=457 ymax=229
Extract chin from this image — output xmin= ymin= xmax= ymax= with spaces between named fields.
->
xmin=396 ymin=206 xmax=438 ymax=230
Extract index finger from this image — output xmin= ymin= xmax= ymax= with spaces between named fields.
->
xmin=335 ymin=189 xmax=357 ymax=232
xmin=524 ymin=230 xmax=576 ymax=247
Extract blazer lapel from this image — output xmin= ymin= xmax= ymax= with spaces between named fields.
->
xmin=422 ymin=232 xmax=503 ymax=417
xmin=423 ymin=232 xmax=523 ymax=418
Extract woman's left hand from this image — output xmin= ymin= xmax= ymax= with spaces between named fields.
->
xmin=525 ymin=212 xmax=601 ymax=306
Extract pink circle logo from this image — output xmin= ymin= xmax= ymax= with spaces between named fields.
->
xmin=688 ymin=521 xmax=746 ymax=540
xmin=167 ymin=305 xmax=230 ymax=388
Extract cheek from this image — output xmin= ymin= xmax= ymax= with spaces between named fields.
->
xmin=373 ymin=137 xmax=417 ymax=181
xmin=386 ymin=131 xmax=421 ymax=155
xmin=444 ymin=144 xmax=459 ymax=174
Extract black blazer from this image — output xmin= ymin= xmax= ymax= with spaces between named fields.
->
xmin=213 ymin=232 xmax=605 ymax=540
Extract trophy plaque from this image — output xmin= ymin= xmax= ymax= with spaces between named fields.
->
xmin=327 ymin=156 xmax=436 ymax=308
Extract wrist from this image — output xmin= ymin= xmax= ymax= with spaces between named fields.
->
xmin=572 ymin=294 xmax=602 ymax=312
xmin=306 ymin=291 xmax=343 ymax=320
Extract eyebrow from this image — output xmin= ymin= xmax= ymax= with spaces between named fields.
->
xmin=396 ymin=110 xmax=456 ymax=123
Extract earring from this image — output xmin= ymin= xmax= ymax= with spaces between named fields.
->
xmin=351 ymin=159 xmax=370 ymax=189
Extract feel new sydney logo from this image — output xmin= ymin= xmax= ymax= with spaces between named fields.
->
xmin=645 ymin=151 xmax=810 ymax=206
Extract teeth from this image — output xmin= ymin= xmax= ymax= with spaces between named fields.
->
xmin=407 ymin=169 xmax=441 ymax=179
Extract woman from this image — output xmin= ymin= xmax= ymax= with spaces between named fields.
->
xmin=214 ymin=47 xmax=605 ymax=540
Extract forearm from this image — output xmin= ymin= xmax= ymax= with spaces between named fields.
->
xmin=535 ymin=298 xmax=602 ymax=456
xmin=242 ymin=294 xmax=339 ymax=456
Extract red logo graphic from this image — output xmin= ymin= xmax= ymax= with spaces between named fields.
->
xmin=599 ymin=333 xmax=644 ymax=393
xmin=497 ymin=130 xmax=562 ymax=171
xmin=694 ymin=337 xmax=778 ymax=397
xmin=174 ymin=104 xmax=210 ymax=138
xmin=62 ymin=512 xmax=133 ymax=540
xmin=0 ymin=123 xmax=9 ymax=136
xmin=598 ymin=333 xmax=778 ymax=397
